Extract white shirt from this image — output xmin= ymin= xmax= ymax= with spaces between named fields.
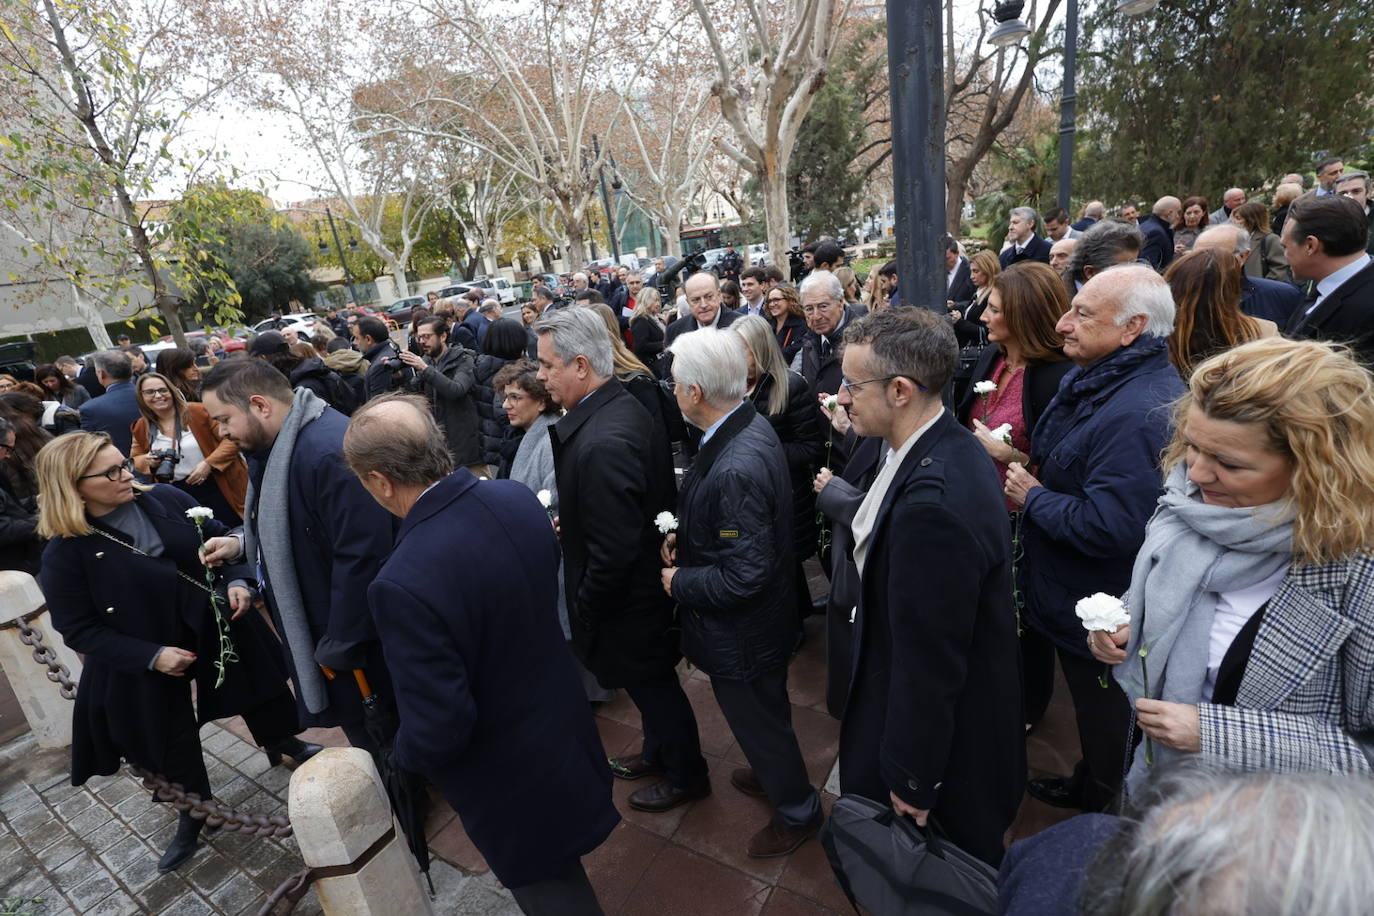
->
xmin=851 ymin=409 xmax=943 ymax=577
xmin=1307 ymin=253 xmax=1373 ymax=315
xmin=149 ymin=425 xmax=207 ymax=482
xmin=946 ymin=258 xmax=963 ymax=292
xmin=1203 ymin=568 xmax=1287 ymax=700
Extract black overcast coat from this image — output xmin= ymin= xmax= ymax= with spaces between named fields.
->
xmin=549 ymin=378 xmax=680 ymax=687
xmin=43 ymin=485 xmax=292 ymax=786
xmin=671 ymin=404 xmax=794 ymax=680
xmin=749 ymin=370 xmax=824 ymax=559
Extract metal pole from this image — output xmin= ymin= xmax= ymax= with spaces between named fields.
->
xmin=593 ymin=135 xmax=622 ymax=264
xmin=1057 ymin=0 xmax=1078 ymax=212
xmin=886 ymin=0 xmax=945 ymax=312
xmin=325 ymin=206 xmax=362 ymax=306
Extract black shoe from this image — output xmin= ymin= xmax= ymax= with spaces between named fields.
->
xmin=1026 ymin=776 xmax=1086 ymax=810
xmin=157 ymin=812 xmax=204 ymax=873
xmin=627 ymin=779 xmax=711 ymax=813
xmin=608 ymin=754 xmax=664 ymax=781
xmin=264 ymin=737 xmax=325 ymax=768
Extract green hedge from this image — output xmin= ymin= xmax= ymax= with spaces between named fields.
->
xmin=0 ymin=316 xmax=169 ymax=364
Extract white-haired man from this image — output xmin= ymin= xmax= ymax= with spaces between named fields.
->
xmin=795 ymin=270 xmax=857 ymax=473
xmin=664 ymin=271 xmax=741 ymax=347
xmin=661 ymin=329 xmax=822 ymax=857
xmin=1072 ymin=200 xmax=1105 ymax=232
xmin=535 ymin=307 xmax=709 ymax=813
xmin=1192 ymin=224 xmax=1302 ymax=324
xmin=1006 ymin=264 xmax=1184 ymax=815
xmin=1209 ymin=188 xmax=1246 ymax=227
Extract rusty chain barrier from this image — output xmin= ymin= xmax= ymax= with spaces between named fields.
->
xmin=2 ymin=609 xmax=293 ymax=839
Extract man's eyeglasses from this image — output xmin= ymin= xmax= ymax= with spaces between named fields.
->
xmin=839 ymin=374 xmax=927 ymax=395
xmin=78 ymin=458 xmax=135 ymax=482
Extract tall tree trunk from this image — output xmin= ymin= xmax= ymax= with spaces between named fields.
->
xmin=945 ymin=158 xmax=977 ymax=236
xmin=388 ymin=257 xmax=410 ymax=297
xmin=72 ymin=283 xmax=112 ymax=349
xmin=760 ymin=162 xmax=791 ymax=274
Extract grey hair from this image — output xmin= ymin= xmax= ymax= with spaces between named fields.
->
xmin=479 ymin=298 xmax=499 ymax=313
xmin=799 ymin=269 xmax=844 ymax=302
xmin=1084 ymin=201 xmax=1105 ymax=219
xmin=1067 ymin=220 xmax=1145 ymax=283
xmin=573 ymin=272 xmax=588 ymax=284
xmin=343 ymin=394 xmax=454 ymax=488
xmin=535 ymin=305 xmax=613 ymax=377
xmin=1099 ymin=264 xmax=1176 ymax=337
xmin=1337 ymin=170 xmax=1371 ymax=189
xmin=1198 ymin=223 xmax=1251 ymax=256
xmin=728 ymin=315 xmax=790 ymax=416
xmin=1080 ymin=765 xmax=1374 ymax=916
xmin=842 ymin=307 xmax=958 ymax=394
xmin=91 ymin=349 xmax=132 ymax=381
xmin=1010 ymin=206 xmax=1040 ymax=229
xmin=668 ymin=328 xmax=746 ymax=410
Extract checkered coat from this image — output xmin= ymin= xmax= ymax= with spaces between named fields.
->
xmin=1198 ymin=555 xmax=1374 ymax=773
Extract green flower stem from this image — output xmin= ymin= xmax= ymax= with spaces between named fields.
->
xmin=1140 ymin=644 xmax=1154 ymax=766
xmin=192 ymin=519 xmax=239 ymax=688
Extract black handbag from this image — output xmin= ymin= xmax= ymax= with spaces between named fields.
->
xmin=820 ymin=794 xmax=999 ymax=915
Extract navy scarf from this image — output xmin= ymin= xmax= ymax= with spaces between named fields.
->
xmin=1030 ymin=335 xmax=1169 ymax=465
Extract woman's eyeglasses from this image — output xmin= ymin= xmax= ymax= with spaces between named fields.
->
xmin=141 ymin=388 xmax=172 ymax=398
xmin=78 ymin=458 xmax=135 ymax=482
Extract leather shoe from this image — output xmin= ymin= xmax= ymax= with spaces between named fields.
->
xmin=747 ymin=812 xmax=822 ymax=858
xmin=608 ymin=754 xmax=664 ymax=781
xmin=1026 ymin=776 xmax=1086 ymax=810
xmin=264 ymin=737 xmax=325 ymax=768
xmin=157 ymin=812 xmax=204 ymax=873
xmin=730 ymin=768 xmax=767 ymax=798
xmin=628 ymin=779 xmax=710 ymax=813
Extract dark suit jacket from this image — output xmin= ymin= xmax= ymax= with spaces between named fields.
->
xmin=947 ymin=257 xmax=977 ymax=305
xmin=797 ymin=310 xmax=856 ymax=473
xmin=1137 ymin=213 xmax=1175 ymax=271
xmin=369 ymin=471 xmax=619 ymax=887
xmin=839 ymin=411 xmax=1025 ymax=867
xmin=1240 ymin=275 xmax=1303 ymax=325
xmin=76 ymin=364 xmax=105 ymax=399
xmin=43 ymin=485 xmax=290 ymax=785
xmin=630 ymin=315 xmax=667 ymax=374
xmin=244 ymin=406 xmax=399 ymax=728
xmin=79 ymin=381 xmax=140 ymax=455
xmin=1286 ymin=260 xmax=1374 ymax=368
xmin=548 ymin=378 xmax=680 ymax=686
xmin=999 ymin=235 xmax=1053 ymax=268
xmin=664 ymin=307 xmax=741 ymax=348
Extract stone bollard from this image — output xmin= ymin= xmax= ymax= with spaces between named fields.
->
xmin=0 ymin=571 xmax=82 ymax=748
xmin=289 ymin=747 xmax=436 ymax=915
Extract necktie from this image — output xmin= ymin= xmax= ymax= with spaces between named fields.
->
xmin=821 ymin=337 xmax=831 ymax=361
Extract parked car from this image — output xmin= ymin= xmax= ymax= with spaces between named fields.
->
xmin=251 ymin=312 xmax=316 ymax=339
xmin=746 ymin=243 xmax=771 ymax=267
xmin=471 ymin=276 xmax=520 ymax=305
xmin=384 ymin=296 xmax=427 ymax=325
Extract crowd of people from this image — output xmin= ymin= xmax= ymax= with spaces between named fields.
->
xmin=10 ymin=157 xmax=1374 ymax=914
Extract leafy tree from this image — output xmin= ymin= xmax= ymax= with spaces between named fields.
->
xmin=787 ymin=57 xmax=867 ymax=242
xmin=1075 ymin=0 xmax=1374 ymax=202
xmin=215 ymin=223 xmax=316 ymax=319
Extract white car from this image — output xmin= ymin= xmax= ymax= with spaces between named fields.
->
xmin=252 ymin=312 xmax=317 ymax=338
xmin=747 ymin=243 xmax=771 ymax=267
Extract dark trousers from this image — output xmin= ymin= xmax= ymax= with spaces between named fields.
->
xmin=508 ymin=857 xmax=603 ymax=916
xmin=626 ymin=673 xmax=708 ymax=792
xmin=162 ymin=689 xmax=300 ymax=799
xmin=711 ymin=670 xmax=820 ymax=828
xmin=1024 ymin=627 xmax=1132 ymax=810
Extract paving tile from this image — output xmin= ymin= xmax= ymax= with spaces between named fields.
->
xmin=85 ymin=821 xmax=132 ymax=856
xmin=233 ymin=838 xmax=285 ymax=878
xmin=789 ymin=706 xmax=840 ymax=788
xmin=0 ymin=785 xmax=43 ymax=817
xmin=185 ymin=849 xmax=236 ymax=895
xmin=161 ymin=893 xmax=214 ymax=916
xmin=109 ymin=796 xmax=152 ymax=824
xmin=207 ymin=872 xmax=263 ymax=915
xmin=54 ymin=793 xmax=95 ymax=821
xmin=92 ymin=781 xmax=139 ymax=809
xmin=21 ymin=817 xmax=68 ymax=854
xmin=82 ymin=890 xmax=140 ymax=916
xmin=595 ymin=690 xmax=644 ymax=731
xmin=760 ymin=886 xmax=841 ymax=915
xmin=38 ymin=835 xmax=87 ymax=869
xmin=427 ymin=815 xmax=489 ymax=875
xmin=116 ymin=852 xmax=165 ymax=894
xmin=234 ymin=751 xmax=273 ymax=780
xmin=609 ymin=769 xmax=696 ymax=841
xmin=124 ymin=806 xmax=174 ymax=841
xmin=619 ymin=845 xmax=770 ymax=916
xmin=10 ymin=805 xmax=55 ymax=834
xmin=39 ymin=782 xmax=84 ymax=806
xmin=199 ymin=730 xmax=238 ymax=756
xmin=67 ymin=871 xmax=119 ymax=912
xmin=424 ymin=802 xmax=457 ymax=841
xmin=216 ymin=740 xmax=258 ymax=769
xmin=671 ymin=764 xmax=789 ymax=885
xmin=253 ymin=766 xmax=292 ymax=798
xmin=134 ymin=873 xmax=192 ymax=913
xmin=581 ymin=821 xmax=666 ymax=915
xmin=596 ymin=716 xmax=642 ymax=760
xmin=774 ymin=802 xmax=852 ymax=914
xmin=49 ymin=850 xmax=98 ymax=888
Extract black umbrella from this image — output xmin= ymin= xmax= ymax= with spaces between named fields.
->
xmin=328 ymin=667 xmax=435 ymax=896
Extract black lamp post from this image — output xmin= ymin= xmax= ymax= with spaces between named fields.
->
xmin=886 ymin=0 xmax=945 ymax=313
xmin=321 ymin=206 xmax=361 ymax=306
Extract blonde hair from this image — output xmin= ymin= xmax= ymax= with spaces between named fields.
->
xmin=588 ymin=303 xmax=654 ymax=378
xmin=729 ymin=315 xmax=791 ymax=415
xmin=632 ymin=286 xmax=662 ymax=321
xmin=833 ymin=266 xmax=860 ymax=302
xmin=1164 ymin=338 xmax=1374 ymax=564
xmin=35 ymin=431 xmax=118 ymax=539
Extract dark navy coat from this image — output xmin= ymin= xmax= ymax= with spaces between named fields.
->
xmin=839 ymin=411 xmax=1024 ymax=867
xmin=1137 ymin=213 xmax=1176 ymax=271
xmin=78 ymin=381 xmax=140 ymax=455
xmin=1021 ymin=346 xmax=1183 ymax=656
xmin=244 ymin=406 xmax=398 ymax=728
xmin=369 ymin=470 xmax=618 ymax=887
xmin=1239 ymin=275 xmax=1302 ymax=325
xmin=43 ymin=485 xmax=292 ymax=785
xmin=672 ymin=405 xmax=795 ymax=680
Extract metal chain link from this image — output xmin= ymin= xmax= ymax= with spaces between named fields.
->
xmin=4 ymin=611 xmax=292 ymax=839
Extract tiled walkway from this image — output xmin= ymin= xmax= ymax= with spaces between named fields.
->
xmin=1 ymin=606 xmax=1082 ymax=915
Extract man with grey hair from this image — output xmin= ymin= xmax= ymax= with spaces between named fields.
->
xmin=1209 ymin=187 xmax=1246 ymax=227
xmin=1335 ymin=170 xmax=1374 ymax=254
xmin=78 ymin=349 xmax=140 ymax=454
xmin=1005 ymin=263 xmax=1183 ymax=814
xmin=1049 ymin=237 xmax=1077 ymax=273
xmin=345 ymin=395 xmax=618 ymax=915
xmin=1193 ymin=224 xmax=1302 ymax=323
xmin=833 ymin=307 xmax=1024 ymax=866
xmin=1063 ymin=219 xmax=1144 ymax=294
xmin=1071 ymin=200 xmax=1105 ymax=232
xmin=1000 ymin=206 xmax=1053 ymax=267
xmin=661 ymin=329 xmax=822 ymax=857
xmin=535 ymin=308 xmax=708 ymax=813
xmin=796 ymin=269 xmax=858 ymax=473
xmin=664 ymin=270 xmax=741 ymax=348
xmin=1139 ymin=195 xmax=1182 ymax=270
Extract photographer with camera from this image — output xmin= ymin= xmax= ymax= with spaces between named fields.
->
xmin=130 ymin=371 xmax=247 ymax=524
xmin=352 ymin=315 xmax=413 ymax=400
xmin=397 ymin=316 xmax=485 ymax=475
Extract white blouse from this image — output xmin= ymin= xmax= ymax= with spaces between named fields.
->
xmin=149 ymin=426 xmax=206 ymax=482
xmin=1204 ymin=567 xmax=1288 ymax=700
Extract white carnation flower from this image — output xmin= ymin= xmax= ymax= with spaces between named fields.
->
xmin=654 ymin=511 xmax=678 ymax=535
xmin=990 ymin=422 xmax=1013 ymax=444
xmin=536 ymin=489 xmax=553 ymax=509
xmin=973 ymin=380 xmax=997 ymax=395
xmin=824 ymin=395 xmax=838 ymax=411
xmin=1075 ymin=593 xmax=1130 ymax=632
xmin=184 ymin=507 xmax=214 ymax=520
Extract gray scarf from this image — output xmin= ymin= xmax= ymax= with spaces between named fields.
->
xmin=244 ymin=388 xmax=329 ymax=713
xmin=1116 ymin=463 xmax=1294 ymax=784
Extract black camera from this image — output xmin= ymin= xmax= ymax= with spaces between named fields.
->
xmin=787 ymin=247 xmax=810 ymax=284
xmin=149 ymin=448 xmax=179 ymax=483
xmin=383 ymin=357 xmax=406 ymax=372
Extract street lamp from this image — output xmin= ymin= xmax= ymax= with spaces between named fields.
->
xmin=989 ymin=2 xmax=1031 ymax=48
